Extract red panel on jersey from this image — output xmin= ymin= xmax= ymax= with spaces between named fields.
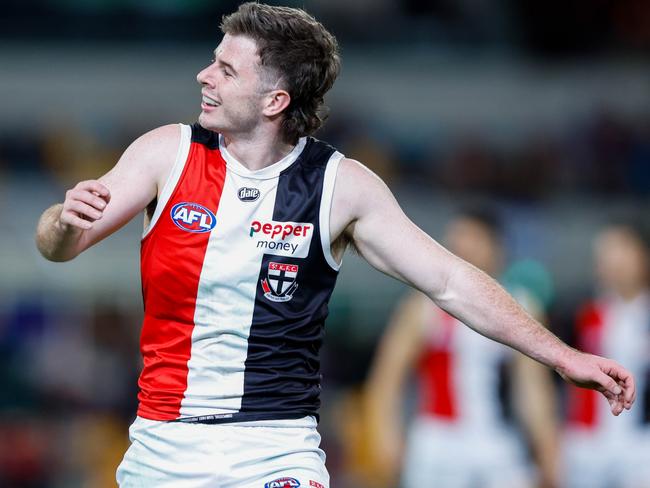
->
xmin=418 ymin=312 xmax=457 ymax=419
xmin=137 ymin=141 xmax=226 ymax=420
xmin=567 ymin=302 xmax=605 ymax=428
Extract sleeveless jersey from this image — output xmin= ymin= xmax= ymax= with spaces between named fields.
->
xmin=567 ymin=292 xmax=650 ymax=431
xmin=416 ymin=304 xmax=511 ymax=431
xmin=136 ymin=123 xmax=343 ymax=423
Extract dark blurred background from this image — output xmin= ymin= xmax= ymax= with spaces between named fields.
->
xmin=1 ymin=0 xmax=649 ymax=487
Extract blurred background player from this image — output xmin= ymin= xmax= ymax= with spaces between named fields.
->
xmin=365 ymin=208 xmax=560 ymax=488
xmin=564 ymin=221 xmax=650 ymax=488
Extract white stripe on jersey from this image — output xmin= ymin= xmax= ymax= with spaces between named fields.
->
xmin=180 ymin=171 xmax=281 ymax=416
xmin=454 ymin=320 xmax=509 ymax=431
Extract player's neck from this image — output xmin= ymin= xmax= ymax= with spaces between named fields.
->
xmin=221 ymin=128 xmax=296 ymax=172
xmin=612 ymin=282 xmax=648 ymax=302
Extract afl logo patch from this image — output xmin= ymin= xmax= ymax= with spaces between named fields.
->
xmin=264 ymin=477 xmax=300 ymax=488
xmin=170 ymin=202 xmax=216 ymax=233
xmin=237 ymin=187 xmax=260 ymax=202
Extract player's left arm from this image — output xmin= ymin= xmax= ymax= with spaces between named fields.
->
xmin=330 ymin=157 xmax=635 ymax=415
xmin=513 ymin=352 xmax=561 ymax=488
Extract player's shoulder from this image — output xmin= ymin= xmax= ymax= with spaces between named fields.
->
xmin=338 ymin=156 xmax=373 ymax=178
xmin=335 ymin=157 xmax=396 ymax=206
xmin=329 ymin=156 xmax=400 ymax=238
xmin=109 ymin=124 xmax=184 ymax=190
xmin=129 ymin=123 xmax=182 ymax=154
xmin=119 ymin=124 xmax=183 ymax=171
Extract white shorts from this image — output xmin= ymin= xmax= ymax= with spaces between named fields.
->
xmin=563 ymin=429 xmax=650 ymax=488
xmin=401 ymin=417 xmax=534 ymax=488
xmin=116 ymin=416 xmax=328 ymax=488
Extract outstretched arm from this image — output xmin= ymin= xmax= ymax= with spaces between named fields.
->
xmin=35 ymin=124 xmax=180 ymax=261
xmin=330 ymin=158 xmax=635 ymax=415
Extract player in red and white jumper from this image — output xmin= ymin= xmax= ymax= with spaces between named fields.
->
xmin=564 ymin=222 xmax=650 ymax=488
xmin=35 ymin=3 xmax=635 ymax=487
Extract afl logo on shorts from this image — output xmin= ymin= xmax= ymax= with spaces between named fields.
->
xmin=264 ymin=477 xmax=300 ymax=488
xmin=170 ymin=202 xmax=217 ymax=233
xmin=237 ymin=187 xmax=260 ymax=202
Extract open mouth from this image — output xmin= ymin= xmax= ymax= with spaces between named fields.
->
xmin=202 ymin=95 xmax=220 ymax=107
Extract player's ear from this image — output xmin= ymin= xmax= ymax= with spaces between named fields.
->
xmin=262 ymin=89 xmax=291 ymax=117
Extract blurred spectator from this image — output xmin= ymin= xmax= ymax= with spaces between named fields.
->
xmin=564 ymin=221 xmax=650 ymax=488
xmin=438 ymin=134 xmax=502 ymax=194
xmin=0 ymin=416 xmax=55 ymax=488
xmin=364 ymin=208 xmax=559 ymax=488
xmin=0 ymin=297 xmax=140 ymax=487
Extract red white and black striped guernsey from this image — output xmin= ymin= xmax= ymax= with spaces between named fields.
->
xmin=416 ymin=306 xmax=512 ymax=428
xmin=137 ymin=123 xmax=343 ymax=424
xmin=567 ymin=294 xmax=650 ymax=429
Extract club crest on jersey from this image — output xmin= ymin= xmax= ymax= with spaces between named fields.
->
xmin=261 ymin=262 xmax=299 ymax=302
xmin=170 ymin=202 xmax=216 ymax=233
xmin=237 ymin=187 xmax=260 ymax=202
xmin=264 ymin=477 xmax=301 ymax=488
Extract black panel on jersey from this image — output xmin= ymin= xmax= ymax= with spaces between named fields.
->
xmin=497 ymin=358 xmax=514 ymax=424
xmin=191 ymin=122 xmax=219 ymax=149
xmin=239 ymin=137 xmax=339 ymax=422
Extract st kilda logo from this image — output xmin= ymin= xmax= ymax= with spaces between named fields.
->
xmin=237 ymin=187 xmax=260 ymax=202
xmin=260 ymin=262 xmax=299 ymax=302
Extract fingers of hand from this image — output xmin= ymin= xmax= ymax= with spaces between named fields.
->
xmin=62 ymin=184 xmax=109 ymax=230
xmin=622 ymin=374 xmax=636 ymax=404
xmin=603 ymin=390 xmax=622 ymax=415
xmin=70 ymin=187 xmax=109 ymax=210
xmin=76 ymin=180 xmax=111 ymax=201
xmin=597 ymin=371 xmax=622 ymax=396
xmin=604 ymin=363 xmax=636 ymax=407
xmin=59 ymin=213 xmax=93 ymax=230
xmin=67 ymin=201 xmax=104 ymax=221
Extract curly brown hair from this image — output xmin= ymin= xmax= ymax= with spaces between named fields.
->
xmin=221 ymin=2 xmax=341 ymax=144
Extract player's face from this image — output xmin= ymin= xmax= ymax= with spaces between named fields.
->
xmin=196 ymin=34 xmax=270 ymax=134
xmin=595 ymin=227 xmax=648 ymax=295
xmin=446 ymin=218 xmax=502 ymax=276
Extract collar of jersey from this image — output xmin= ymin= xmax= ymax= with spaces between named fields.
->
xmin=218 ymin=134 xmax=307 ymax=180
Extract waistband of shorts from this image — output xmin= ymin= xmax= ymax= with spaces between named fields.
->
xmin=137 ymin=412 xmax=318 ymax=428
